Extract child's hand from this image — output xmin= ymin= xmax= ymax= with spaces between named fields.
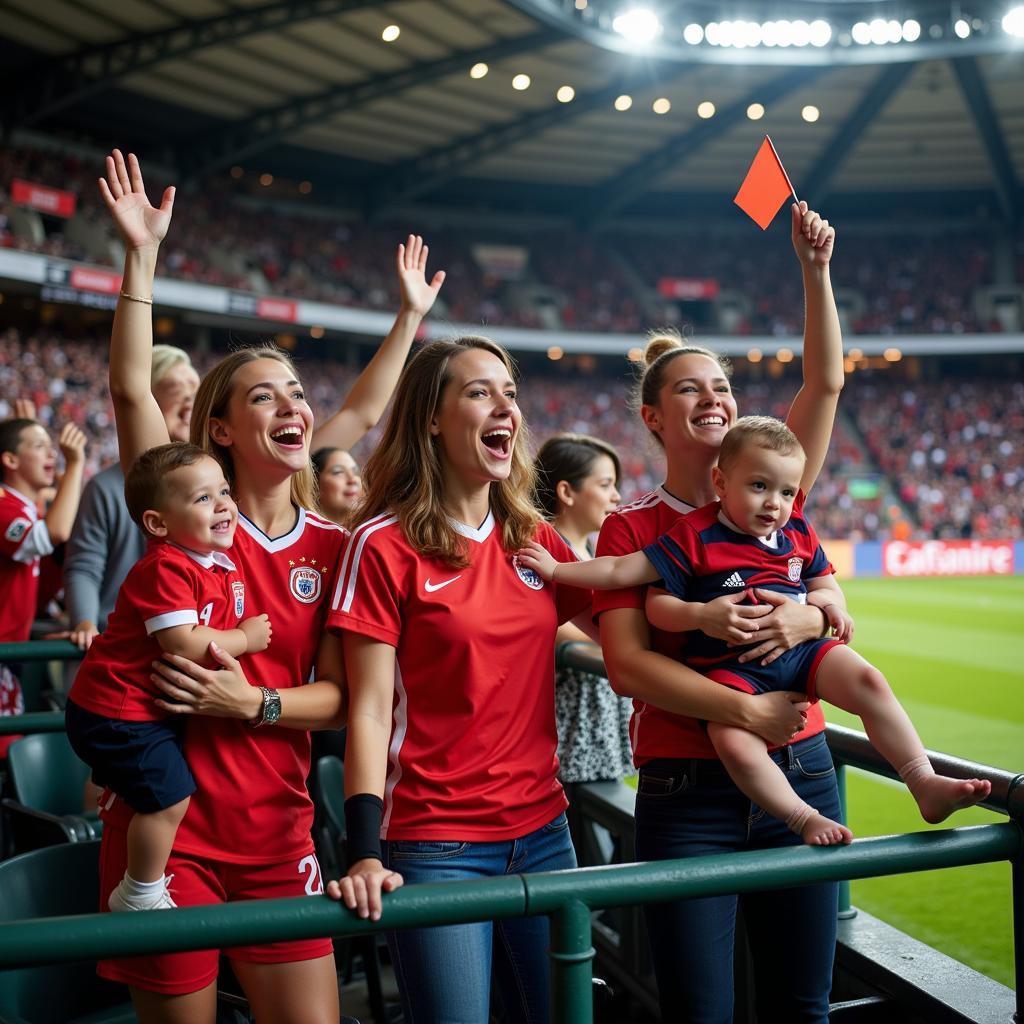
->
xmin=58 ymin=423 xmax=88 ymax=465
xmin=240 ymin=614 xmax=272 ymax=653
xmin=821 ymin=603 xmax=854 ymax=643
xmin=516 ymin=541 xmax=559 ymax=582
xmin=791 ymin=201 xmax=835 ymax=268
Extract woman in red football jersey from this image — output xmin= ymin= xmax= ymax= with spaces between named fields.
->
xmin=326 ymin=337 xmax=594 ymax=1023
xmin=594 ymin=203 xmax=845 ymax=1023
xmin=97 ymin=149 xmax=444 ymax=1024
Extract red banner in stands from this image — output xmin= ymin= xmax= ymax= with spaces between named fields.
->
xmin=883 ymin=540 xmax=1014 ymax=577
xmin=11 ymin=179 xmax=77 ymax=218
xmin=657 ymin=277 xmax=721 ymax=300
xmin=69 ymin=267 xmax=121 ymax=294
xmin=256 ymin=298 xmax=298 ymax=322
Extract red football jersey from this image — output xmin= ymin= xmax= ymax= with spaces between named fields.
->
xmin=594 ymin=487 xmax=826 ymax=763
xmin=328 ymin=512 xmax=591 ymax=840
xmin=69 ymin=542 xmax=245 ymax=721
xmin=0 ymin=485 xmax=53 ymax=642
xmin=172 ymin=508 xmax=346 ymax=863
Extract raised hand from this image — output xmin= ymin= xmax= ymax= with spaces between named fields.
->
xmin=791 ymin=201 xmax=835 ymax=269
xmin=57 ymin=423 xmax=87 ymax=465
xmin=13 ymin=398 xmax=36 ymax=420
xmin=98 ymin=150 xmax=175 ymax=253
xmin=396 ymin=234 xmax=446 ymax=317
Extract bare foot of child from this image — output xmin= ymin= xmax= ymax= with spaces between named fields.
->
xmin=914 ymin=775 xmax=991 ymax=824
xmin=801 ymin=812 xmax=854 ymax=846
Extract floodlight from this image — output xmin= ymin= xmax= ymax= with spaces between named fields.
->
xmin=705 ymin=21 xmax=721 ymax=44
xmin=612 ymin=8 xmax=663 ymax=44
xmin=792 ymin=20 xmax=812 ymax=45
xmin=902 ymin=19 xmax=921 ymax=40
xmin=886 ymin=19 xmax=903 ymax=42
xmin=810 ymin=20 xmax=832 ymax=46
xmin=954 ymin=18 xmax=971 ymax=36
xmin=776 ymin=20 xmax=795 ymax=45
xmin=684 ymin=22 xmax=704 ymax=43
xmin=869 ymin=18 xmax=889 ymax=44
xmin=852 ymin=21 xmax=871 ymax=43
xmin=802 ymin=104 xmax=820 ymax=122
xmin=1003 ymin=5 xmax=1024 ymax=35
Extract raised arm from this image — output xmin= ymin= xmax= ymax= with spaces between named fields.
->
xmin=312 ymin=235 xmax=445 ymax=451
xmin=784 ymin=201 xmax=844 ymax=495
xmin=42 ymin=424 xmax=87 ymax=545
xmin=98 ymin=150 xmax=176 ymax=467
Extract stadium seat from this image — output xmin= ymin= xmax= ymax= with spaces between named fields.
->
xmin=312 ymin=755 xmax=388 ymax=1024
xmin=0 ymin=840 xmax=136 ymax=1023
xmin=1 ymin=731 xmax=101 ymax=854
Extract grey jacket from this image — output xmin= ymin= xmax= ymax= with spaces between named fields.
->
xmin=63 ymin=463 xmax=146 ymax=631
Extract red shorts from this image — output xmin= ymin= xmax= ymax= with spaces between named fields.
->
xmin=98 ymin=820 xmax=334 ymax=995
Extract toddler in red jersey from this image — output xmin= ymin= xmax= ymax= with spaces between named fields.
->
xmin=66 ymin=443 xmax=271 ymax=911
xmin=519 ymin=416 xmax=990 ymax=845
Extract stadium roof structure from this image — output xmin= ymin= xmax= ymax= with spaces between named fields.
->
xmin=2 ymin=0 xmax=1023 ymax=222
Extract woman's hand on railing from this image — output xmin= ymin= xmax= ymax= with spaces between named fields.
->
xmin=327 ymin=859 xmax=404 ymax=922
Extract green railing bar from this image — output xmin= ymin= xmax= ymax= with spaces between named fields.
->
xmin=836 ymin=762 xmax=854 ymax=918
xmin=549 ymin=900 xmax=595 ymax=1024
xmin=0 ymin=641 xmax=81 ymax=663
xmin=0 ymin=711 xmax=65 ymax=735
xmin=1 ymin=823 xmax=1019 ymax=970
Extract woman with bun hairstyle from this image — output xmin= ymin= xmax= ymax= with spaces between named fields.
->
xmin=533 ymin=434 xmax=632 ymax=794
xmin=327 ymin=337 xmax=594 ymax=1024
xmin=594 ymin=203 xmax=844 ymax=1023
xmin=96 ymin=149 xmax=445 ymax=1024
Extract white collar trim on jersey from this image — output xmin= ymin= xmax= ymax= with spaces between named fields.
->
xmin=656 ymin=485 xmax=697 ymax=516
xmin=237 ymin=506 xmax=306 ymax=552
xmin=1 ymin=484 xmax=39 ymax=519
xmin=170 ymin=543 xmax=237 ymax=572
xmin=717 ymin=509 xmax=779 ymax=548
xmin=448 ymin=508 xmax=495 ymax=543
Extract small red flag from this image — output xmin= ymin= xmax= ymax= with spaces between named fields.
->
xmin=734 ymin=136 xmax=796 ymax=230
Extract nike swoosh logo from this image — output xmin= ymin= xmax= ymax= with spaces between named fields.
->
xmin=424 ymin=575 xmax=462 ymax=593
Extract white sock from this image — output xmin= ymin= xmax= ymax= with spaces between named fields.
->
xmin=121 ymin=872 xmax=168 ymax=897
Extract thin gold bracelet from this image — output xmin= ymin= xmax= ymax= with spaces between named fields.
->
xmin=119 ymin=290 xmax=153 ymax=304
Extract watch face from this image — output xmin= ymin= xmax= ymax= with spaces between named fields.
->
xmin=265 ymin=690 xmax=283 ymax=725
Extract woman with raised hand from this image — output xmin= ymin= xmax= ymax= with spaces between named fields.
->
xmin=326 ymin=337 xmax=594 ymax=1023
xmin=311 ymin=447 xmax=362 ymax=527
xmin=595 ymin=203 xmax=845 ymax=1023
xmin=96 ymin=149 xmax=444 ymax=1024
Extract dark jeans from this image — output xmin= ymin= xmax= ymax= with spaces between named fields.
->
xmin=635 ymin=732 xmax=840 ymax=1024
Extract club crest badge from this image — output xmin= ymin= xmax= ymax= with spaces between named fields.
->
xmin=512 ymin=555 xmax=545 ymax=591
xmin=787 ymin=556 xmax=803 ymax=583
xmin=4 ymin=518 xmax=30 ymax=543
xmin=290 ymin=566 xmax=322 ymax=604
xmin=232 ymin=580 xmax=246 ymax=619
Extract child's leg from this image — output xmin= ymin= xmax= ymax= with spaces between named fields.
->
xmin=125 ymin=796 xmax=190 ymax=883
xmin=814 ymin=646 xmax=990 ymax=823
xmin=707 ymin=722 xmax=852 ymax=845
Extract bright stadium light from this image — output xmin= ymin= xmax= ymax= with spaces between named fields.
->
xmin=852 ymin=21 xmax=871 ymax=43
xmin=557 ymin=85 xmax=576 ymax=103
xmin=954 ymin=18 xmax=971 ymax=36
xmin=697 ymin=100 xmax=716 ymax=118
xmin=614 ymin=94 xmax=634 ymax=110
xmin=718 ymin=20 xmax=736 ymax=45
xmin=792 ymin=19 xmax=812 ymax=45
xmin=739 ymin=21 xmax=763 ymax=46
xmin=705 ymin=22 xmax=721 ymax=44
xmin=612 ymin=8 xmax=663 ymax=45
xmin=470 ymin=62 xmax=489 ymax=79
xmin=902 ymin=18 xmax=922 ymax=41
xmin=869 ymin=18 xmax=889 ymax=43
xmin=652 ymin=97 xmax=671 ymax=113
xmin=887 ymin=19 xmax=904 ymax=42
xmin=747 ymin=102 xmax=765 ymax=120
xmin=381 ymin=24 xmax=400 ymax=42
xmin=810 ymin=19 xmax=832 ymax=46
xmin=1003 ymin=6 xmax=1024 ymax=35
xmin=775 ymin=20 xmax=795 ymax=45
xmin=512 ymin=73 xmax=531 ymax=90
xmin=684 ymin=22 xmax=704 ymax=43
xmin=802 ymin=104 xmax=820 ymax=122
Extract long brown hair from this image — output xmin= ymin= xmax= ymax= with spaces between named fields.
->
xmin=189 ymin=345 xmax=317 ymax=511
xmin=356 ymin=336 xmax=540 ymax=568
xmin=630 ymin=328 xmax=733 ymax=448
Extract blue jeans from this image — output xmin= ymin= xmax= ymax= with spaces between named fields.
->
xmin=635 ymin=732 xmax=840 ymax=1024
xmin=381 ymin=812 xmax=576 ymax=1024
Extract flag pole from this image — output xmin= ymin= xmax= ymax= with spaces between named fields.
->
xmin=765 ymin=134 xmax=799 ymax=205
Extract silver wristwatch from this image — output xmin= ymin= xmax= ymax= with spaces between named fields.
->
xmin=252 ymin=686 xmax=282 ymax=727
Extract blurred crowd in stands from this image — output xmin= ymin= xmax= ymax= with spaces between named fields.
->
xmin=2 ymin=327 xmax=1019 ymax=542
xmin=2 ymin=144 xmax=1018 ymax=336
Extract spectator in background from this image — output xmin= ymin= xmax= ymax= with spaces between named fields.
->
xmin=311 ymin=447 xmax=362 ymax=527
xmin=63 ymin=344 xmax=199 ymax=651
xmin=533 ymin=434 xmax=633 ymax=802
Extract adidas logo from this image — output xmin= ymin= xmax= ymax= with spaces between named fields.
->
xmin=722 ymin=572 xmax=745 ymax=588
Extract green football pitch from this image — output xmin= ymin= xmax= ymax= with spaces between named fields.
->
xmin=830 ymin=575 xmax=1023 ymax=988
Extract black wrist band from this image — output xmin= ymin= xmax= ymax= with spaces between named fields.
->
xmin=344 ymin=794 xmax=384 ymax=865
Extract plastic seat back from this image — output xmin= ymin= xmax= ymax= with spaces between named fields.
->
xmin=0 ymin=841 xmax=136 ymax=1023
xmin=8 ymin=731 xmax=91 ymax=816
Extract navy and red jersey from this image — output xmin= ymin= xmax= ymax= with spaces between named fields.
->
xmin=69 ymin=541 xmax=245 ymax=721
xmin=643 ymin=492 xmax=834 ymax=668
xmin=327 ymin=511 xmax=590 ymax=841
xmin=594 ymin=487 xmax=827 ymax=764
xmin=0 ymin=484 xmax=53 ymax=642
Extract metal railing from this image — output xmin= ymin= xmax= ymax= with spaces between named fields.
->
xmin=0 ymin=638 xmax=1021 ymax=1023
